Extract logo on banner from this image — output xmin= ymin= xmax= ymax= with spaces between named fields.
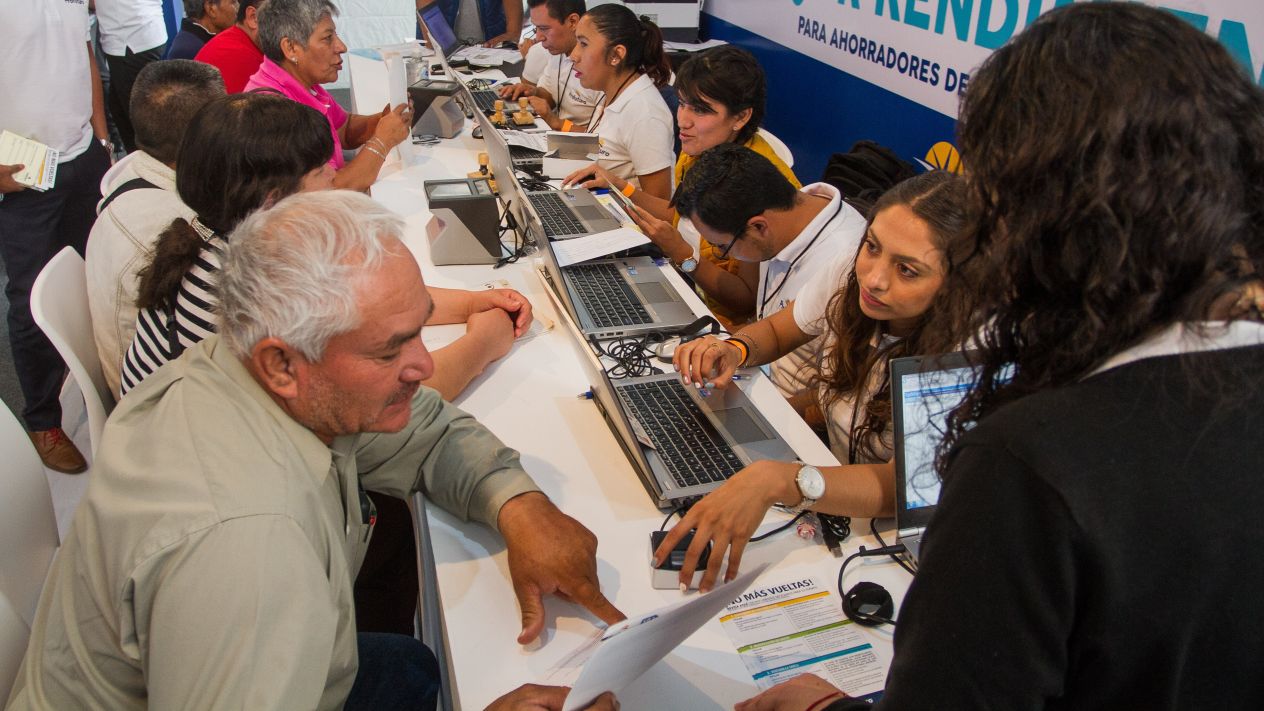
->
xmin=919 ymin=142 xmax=962 ymax=173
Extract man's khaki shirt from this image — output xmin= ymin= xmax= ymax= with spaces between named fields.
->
xmin=7 ymin=335 xmax=539 ymax=709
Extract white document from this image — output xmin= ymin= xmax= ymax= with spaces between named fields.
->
xmin=501 ymin=130 xmax=549 ymax=153
xmin=451 ymin=46 xmax=522 ymax=66
xmin=559 ymin=563 xmax=770 ymax=711
xmin=719 ymin=575 xmax=887 ymax=702
xmin=550 ymin=227 xmax=649 ymax=267
xmin=0 ymin=130 xmax=59 ymax=191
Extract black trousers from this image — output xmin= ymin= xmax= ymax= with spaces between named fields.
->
xmin=0 ymin=141 xmax=110 ymax=431
xmin=103 ymin=46 xmax=163 ymax=153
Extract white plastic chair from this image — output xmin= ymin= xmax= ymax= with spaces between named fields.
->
xmin=31 ymin=247 xmax=114 ymax=455
xmin=757 ymin=127 xmax=795 ymax=169
xmin=0 ymin=402 xmax=60 ymax=702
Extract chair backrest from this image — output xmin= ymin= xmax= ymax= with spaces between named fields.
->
xmin=757 ymin=127 xmax=795 ymax=170
xmin=0 ymin=402 xmax=60 ymax=702
xmin=31 ymin=247 xmax=114 ymax=454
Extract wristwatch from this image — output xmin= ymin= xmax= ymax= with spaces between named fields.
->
xmin=789 ymin=464 xmax=825 ymax=512
xmin=674 ymin=254 xmax=698 ymax=273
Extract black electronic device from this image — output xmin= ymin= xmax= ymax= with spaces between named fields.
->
xmin=407 ymin=78 xmax=465 ymax=138
xmin=650 ymin=530 xmax=711 ymax=590
xmin=423 ymin=177 xmax=502 ymax=265
xmin=842 ymin=581 xmax=896 ymax=627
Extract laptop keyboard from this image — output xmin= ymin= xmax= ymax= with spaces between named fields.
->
xmin=471 ymin=89 xmax=499 ymax=112
xmin=566 ymin=263 xmax=652 ymax=327
xmin=615 ymin=379 xmax=745 ymax=488
xmin=529 ymin=192 xmax=589 ymax=238
xmin=509 ymin=144 xmax=543 ymax=168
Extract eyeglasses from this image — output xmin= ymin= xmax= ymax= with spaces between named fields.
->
xmin=714 ymin=226 xmax=746 ymax=259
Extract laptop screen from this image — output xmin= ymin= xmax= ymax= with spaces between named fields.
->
xmin=891 ymin=354 xmax=1013 ymax=521
xmin=419 ymin=3 xmax=460 ymax=57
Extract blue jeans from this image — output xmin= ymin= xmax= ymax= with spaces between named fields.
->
xmin=345 ymin=633 xmax=440 ymax=711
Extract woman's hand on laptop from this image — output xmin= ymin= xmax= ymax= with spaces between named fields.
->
xmin=654 ymin=461 xmax=799 ymax=593
xmin=673 ymin=335 xmax=742 ymax=389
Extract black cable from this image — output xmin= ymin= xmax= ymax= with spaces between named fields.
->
xmin=870 ymin=518 xmax=917 ymax=576
xmin=660 ymin=504 xmax=687 ymax=532
xmin=749 ymin=510 xmax=808 ymax=542
xmin=493 ymin=199 xmax=527 ymax=268
xmin=836 ymin=544 xmax=907 ymax=626
xmin=587 ymin=333 xmax=665 ymax=379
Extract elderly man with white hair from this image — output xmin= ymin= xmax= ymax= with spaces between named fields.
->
xmin=8 ymin=190 xmax=621 ymax=711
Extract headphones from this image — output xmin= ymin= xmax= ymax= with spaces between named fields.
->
xmin=841 ymin=581 xmax=896 ymax=627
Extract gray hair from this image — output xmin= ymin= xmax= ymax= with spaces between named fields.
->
xmin=219 ymin=190 xmax=407 ymax=361
xmin=256 ymin=0 xmax=339 ymax=63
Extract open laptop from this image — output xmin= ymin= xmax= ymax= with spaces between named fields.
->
xmin=476 ymin=106 xmax=693 ymax=337
xmin=469 ymin=99 xmax=547 ymax=174
xmin=547 ymin=270 xmax=797 ymax=509
xmin=890 ymin=353 xmax=1012 ymax=562
xmin=417 ymin=2 xmax=462 ymax=59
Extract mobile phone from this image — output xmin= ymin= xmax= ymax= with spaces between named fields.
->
xmin=609 ymin=186 xmax=637 ymax=218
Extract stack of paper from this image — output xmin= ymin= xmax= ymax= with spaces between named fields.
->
xmin=0 ymin=131 xmax=59 ymax=191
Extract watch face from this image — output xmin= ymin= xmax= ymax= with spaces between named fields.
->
xmin=798 ymin=466 xmax=826 ymax=500
xmin=680 ymin=257 xmax=698 ymax=273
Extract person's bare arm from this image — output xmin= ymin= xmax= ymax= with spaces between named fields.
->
xmin=332 ymin=105 xmax=411 ymax=191
xmin=87 ymin=43 xmax=109 ymax=143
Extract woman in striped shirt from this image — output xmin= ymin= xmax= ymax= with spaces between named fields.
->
xmin=121 ymin=93 xmax=336 ymax=395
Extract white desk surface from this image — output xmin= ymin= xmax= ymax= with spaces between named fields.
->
xmin=370 ymin=124 xmax=911 ymax=710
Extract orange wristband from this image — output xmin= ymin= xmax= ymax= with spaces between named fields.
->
xmin=725 ymin=337 xmax=749 ymax=366
xmin=560 ymin=119 xmax=574 ymax=132
xmin=621 ymin=182 xmax=636 ymax=198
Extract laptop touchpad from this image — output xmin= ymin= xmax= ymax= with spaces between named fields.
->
xmin=634 ymin=281 xmax=674 ymax=304
xmin=711 ymin=407 xmax=773 ymax=443
xmin=578 ymin=206 xmax=612 ymax=223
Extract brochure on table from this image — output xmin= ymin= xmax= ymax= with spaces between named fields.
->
xmin=719 ymin=574 xmax=887 ymax=703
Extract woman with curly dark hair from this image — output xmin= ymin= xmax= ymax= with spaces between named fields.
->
xmin=739 ymin=4 xmax=1264 ymax=711
xmin=653 ymin=170 xmax=977 ymax=592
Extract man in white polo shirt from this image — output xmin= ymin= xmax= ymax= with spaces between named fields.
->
xmin=500 ymin=0 xmax=601 ymax=132
xmin=95 ymin=0 xmax=168 ymax=152
xmin=673 ymin=143 xmax=866 ymax=399
xmin=0 ymin=0 xmax=114 ymax=473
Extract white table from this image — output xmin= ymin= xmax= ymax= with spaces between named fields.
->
xmin=370 ymin=125 xmax=911 ymax=711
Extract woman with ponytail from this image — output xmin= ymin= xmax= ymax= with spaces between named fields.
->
xmin=563 ymin=3 xmax=674 ymax=200
xmin=120 ymin=93 xmax=335 ymax=396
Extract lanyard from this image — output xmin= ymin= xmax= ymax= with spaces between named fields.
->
xmin=556 ymin=56 xmax=573 ymax=115
xmin=588 ymin=72 xmax=636 ymax=133
xmin=759 ymin=198 xmax=844 ymax=319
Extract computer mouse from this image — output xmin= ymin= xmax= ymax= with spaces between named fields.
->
xmin=472 ymin=125 xmax=483 ymax=139
xmin=495 ymin=40 xmax=518 ymax=50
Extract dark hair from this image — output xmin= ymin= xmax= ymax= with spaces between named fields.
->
xmin=129 ymin=60 xmax=226 ymax=165
xmin=939 ymin=3 xmax=1264 ymax=473
xmin=675 ymin=45 xmax=766 ymax=146
xmin=182 ymin=0 xmax=207 ymax=20
xmin=527 ymin=0 xmax=585 ymax=23
xmin=584 ymin=3 xmax=671 ymax=88
xmin=135 ymin=94 xmax=334 ymax=312
xmin=672 ymin=143 xmax=798 ymax=238
xmin=237 ymin=0 xmax=266 ymax=24
xmin=816 ymin=171 xmax=972 ymax=462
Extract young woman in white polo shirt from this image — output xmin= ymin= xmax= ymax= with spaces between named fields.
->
xmin=564 ymin=3 xmax=675 ymax=200
xmin=654 ymin=171 xmax=980 ymax=592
